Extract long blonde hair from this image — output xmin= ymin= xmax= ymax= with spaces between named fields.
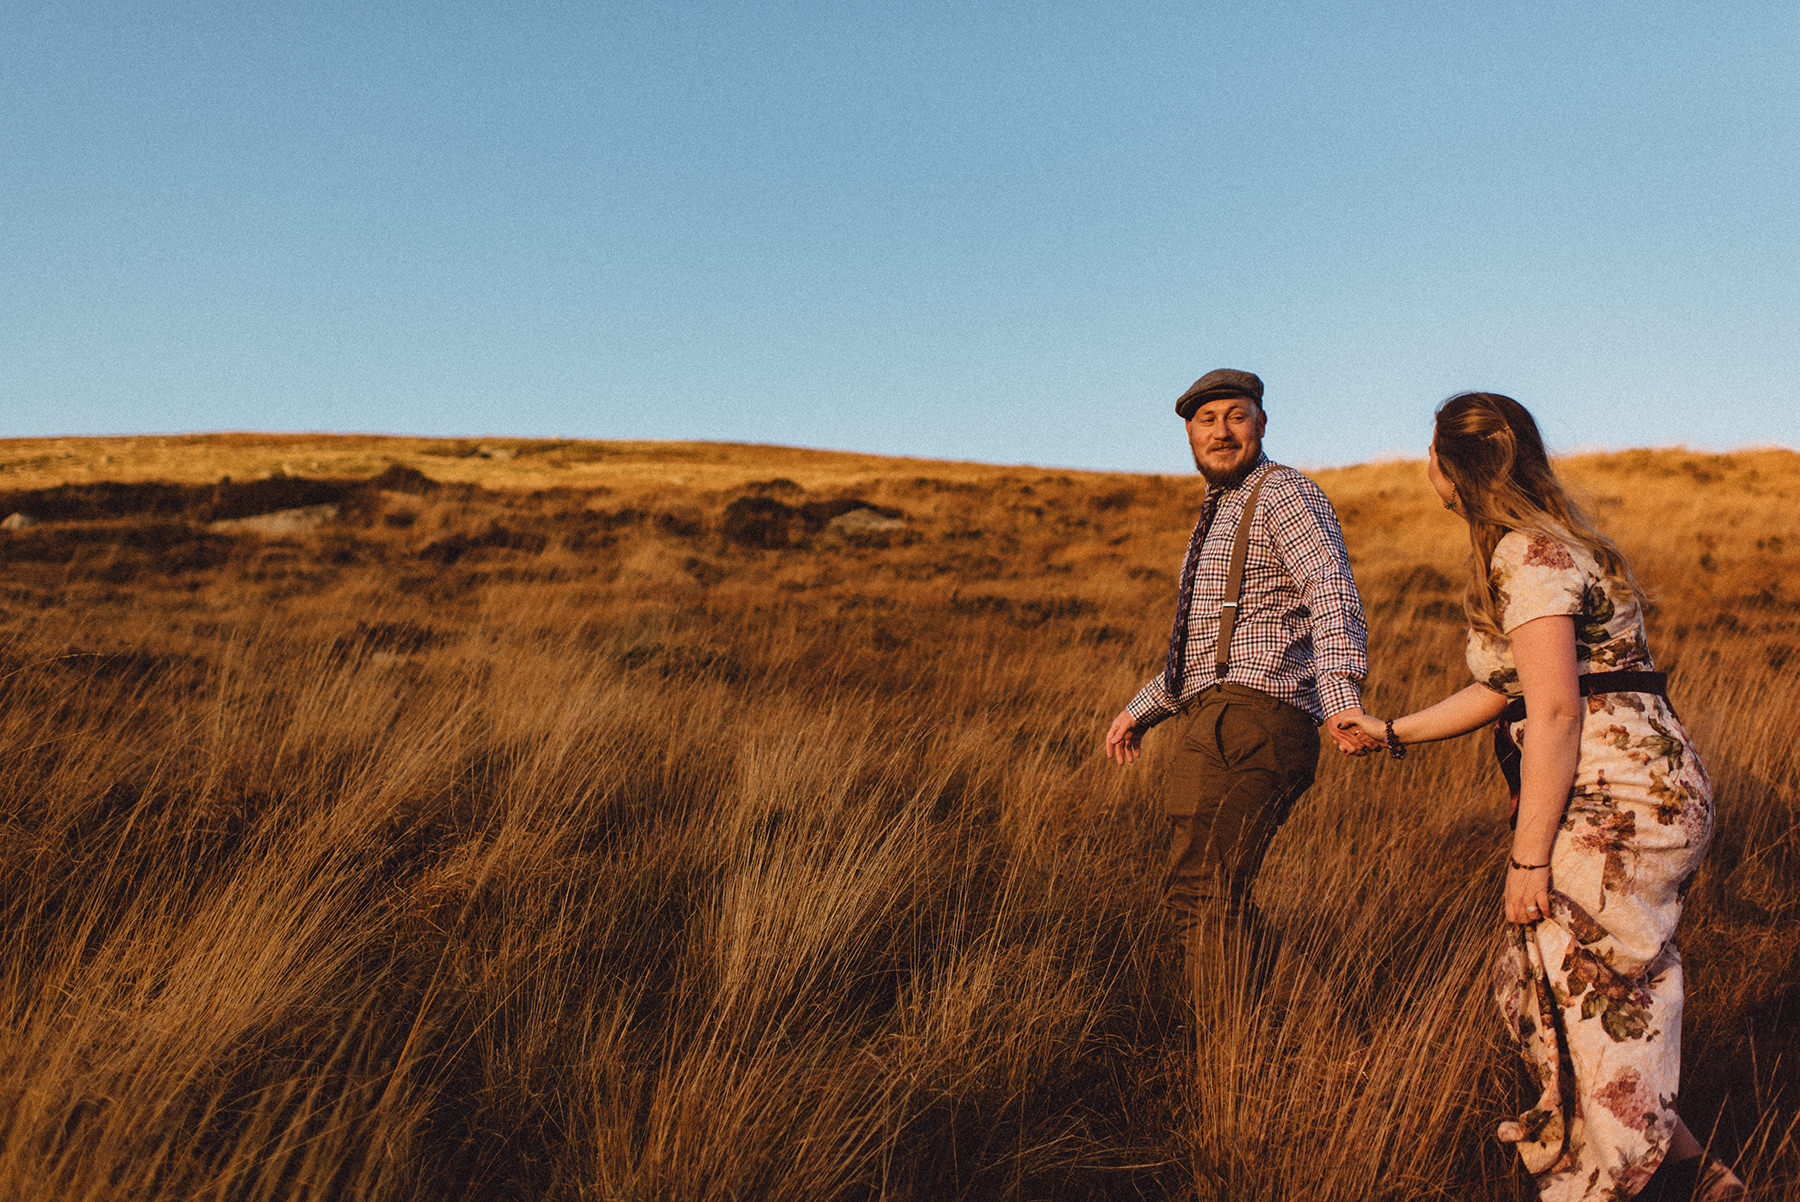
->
xmin=1433 ymin=393 xmax=1643 ymax=635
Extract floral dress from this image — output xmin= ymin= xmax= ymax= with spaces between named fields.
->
xmin=1466 ymin=530 xmax=1713 ymax=1202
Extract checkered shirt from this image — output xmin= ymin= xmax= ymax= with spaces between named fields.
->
xmin=1127 ymin=455 xmax=1368 ymax=727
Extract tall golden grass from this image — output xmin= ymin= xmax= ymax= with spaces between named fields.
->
xmin=0 ymin=437 xmax=1795 ymax=1200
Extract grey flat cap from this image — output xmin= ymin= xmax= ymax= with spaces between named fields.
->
xmin=1176 ymin=369 xmax=1264 ymax=419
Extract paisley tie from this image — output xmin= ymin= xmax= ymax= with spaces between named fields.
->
xmin=1161 ymin=486 xmax=1223 ymax=701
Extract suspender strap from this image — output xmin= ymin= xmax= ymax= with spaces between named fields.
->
xmin=1214 ymin=466 xmax=1280 ymax=681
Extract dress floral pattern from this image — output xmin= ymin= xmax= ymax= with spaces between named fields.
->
xmin=1467 ymin=530 xmax=1713 ymax=1202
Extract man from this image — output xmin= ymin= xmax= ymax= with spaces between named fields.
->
xmin=1105 ymin=368 xmax=1377 ymax=950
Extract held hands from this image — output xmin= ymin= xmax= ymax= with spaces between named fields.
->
xmin=1327 ymin=707 xmax=1386 ymax=756
xmin=1104 ymin=709 xmax=1142 ymax=765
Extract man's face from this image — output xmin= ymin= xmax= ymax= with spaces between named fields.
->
xmin=1185 ymin=394 xmax=1266 ymax=486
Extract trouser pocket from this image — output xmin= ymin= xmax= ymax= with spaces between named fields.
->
xmin=1162 ymin=691 xmax=1320 ymax=914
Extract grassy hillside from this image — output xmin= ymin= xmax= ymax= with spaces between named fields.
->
xmin=1 ymin=435 xmax=1795 ymax=1200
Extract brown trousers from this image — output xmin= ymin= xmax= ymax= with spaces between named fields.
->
xmin=1162 ymin=683 xmax=1320 ymax=933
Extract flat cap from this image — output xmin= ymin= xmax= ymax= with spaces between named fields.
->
xmin=1176 ymin=369 xmax=1264 ymax=419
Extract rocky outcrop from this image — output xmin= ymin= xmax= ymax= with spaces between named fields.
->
xmin=827 ymin=507 xmax=906 ymax=535
xmin=210 ymin=503 xmax=341 ymax=536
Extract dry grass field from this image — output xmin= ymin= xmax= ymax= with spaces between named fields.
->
xmin=0 ymin=434 xmax=1795 ymax=1201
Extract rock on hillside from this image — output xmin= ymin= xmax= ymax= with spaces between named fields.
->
xmin=827 ymin=507 xmax=906 ymax=535
xmin=209 ymin=503 xmax=341 ymax=536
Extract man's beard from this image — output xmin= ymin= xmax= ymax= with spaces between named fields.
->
xmin=1193 ymin=446 xmax=1258 ymax=488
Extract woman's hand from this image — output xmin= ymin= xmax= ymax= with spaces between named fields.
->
xmin=1504 ymin=863 xmax=1553 ymax=925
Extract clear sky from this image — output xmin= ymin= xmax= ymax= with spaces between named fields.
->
xmin=4 ymin=2 xmax=1796 ymax=474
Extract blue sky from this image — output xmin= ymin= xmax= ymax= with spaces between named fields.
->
xmin=3 ymin=2 xmax=1796 ymax=474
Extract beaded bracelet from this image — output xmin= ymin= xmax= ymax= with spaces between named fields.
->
xmin=1383 ymin=718 xmax=1406 ymax=760
xmin=1508 ymin=857 xmax=1551 ymax=871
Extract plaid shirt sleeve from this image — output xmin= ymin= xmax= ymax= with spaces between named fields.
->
xmin=1125 ymin=662 xmax=1183 ymax=728
xmin=1267 ymin=474 xmax=1368 ymax=717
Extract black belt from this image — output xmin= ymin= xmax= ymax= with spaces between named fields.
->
xmin=1494 ymin=669 xmax=1670 ymax=805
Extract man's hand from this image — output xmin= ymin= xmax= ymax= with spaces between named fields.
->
xmin=1326 ymin=706 xmax=1383 ymax=756
xmin=1105 ymin=709 xmax=1143 ymax=764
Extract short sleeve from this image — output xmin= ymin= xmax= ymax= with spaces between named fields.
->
xmin=1491 ymin=531 xmax=1585 ymax=633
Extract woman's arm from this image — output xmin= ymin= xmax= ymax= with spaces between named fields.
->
xmin=1336 ymin=682 xmax=1508 ymax=751
xmin=1385 ymin=683 xmax=1510 ymax=745
xmin=1504 ymin=614 xmax=1583 ymax=924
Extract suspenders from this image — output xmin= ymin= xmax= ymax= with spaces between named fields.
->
xmin=1213 ymin=466 xmax=1281 ymax=682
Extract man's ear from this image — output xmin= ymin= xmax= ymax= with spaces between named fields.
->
xmin=1255 ymin=407 xmax=1268 ymax=437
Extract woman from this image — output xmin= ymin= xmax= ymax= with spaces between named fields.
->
xmin=1342 ymin=394 xmax=1742 ymax=1201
